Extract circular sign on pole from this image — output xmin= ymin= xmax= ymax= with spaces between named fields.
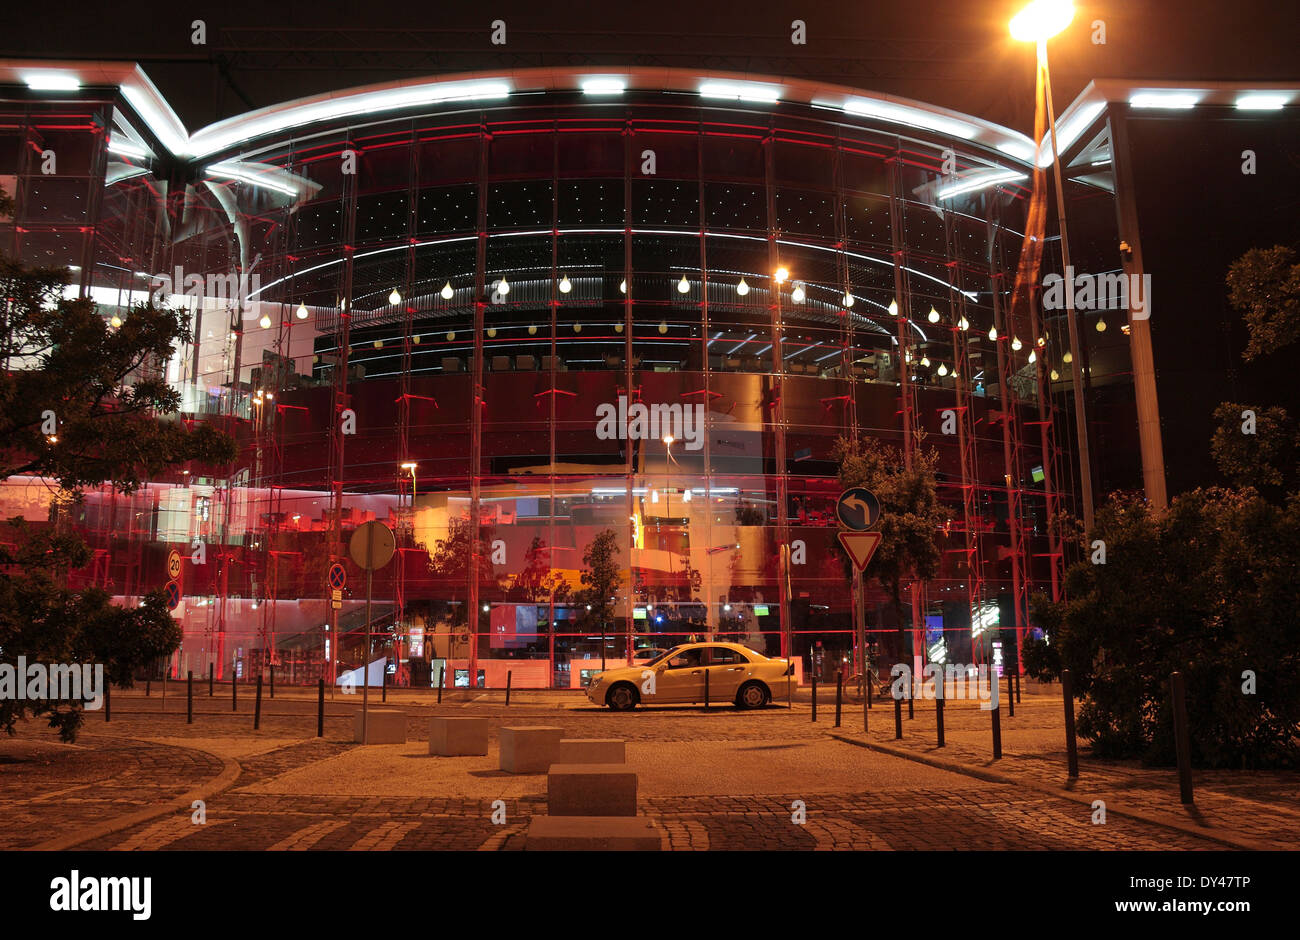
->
xmin=327 ymin=563 xmax=347 ymax=591
xmin=836 ymin=487 xmax=881 ymax=531
xmin=163 ymin=580 xmax=182 ymax=611
xmin=349 ymin=521 xmax=396 ymax=570
xmin=167 ymin=550 xmax=182 ymax=581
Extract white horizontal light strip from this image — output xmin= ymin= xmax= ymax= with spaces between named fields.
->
xmin=24 ymin=72 xmax=80 ymax=90
xmin=1038 ymin=100 xmax=1106 ymax=168
xmin=186 ymin=80 xmax=511 ymax=159
xmin=836 ymin=96 xmax=978 ymax=140
xmin=935 ymin=168 xmax=1026 ymax=200
xmin=206 ymin=163 xmax=300 ymax=196
xmin=1235 ymin=93 xmax=1290 ymax=110
xmin=1129 ymin=92 xmax=1200 ymax=109
xmin=699 ymin=80 xmax=781 ymax=103
xmin=582 ymin=78 xmax=626 ymax=95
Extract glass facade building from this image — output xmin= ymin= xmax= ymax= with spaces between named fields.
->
xmin=3 ymin=65 xmax=1136 ymax=689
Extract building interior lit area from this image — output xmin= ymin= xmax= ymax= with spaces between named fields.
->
xmin=2 ymin=61 xmax=1195 ymax=690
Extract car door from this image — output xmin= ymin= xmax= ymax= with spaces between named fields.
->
xmin=703 ymin=645 xmax=751 ymax=702
xmin=654 ymin=648 xmax=705 ymax=704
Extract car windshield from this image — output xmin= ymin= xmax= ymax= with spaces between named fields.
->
xmin=641 ymin=646 xmax=680 ymax=667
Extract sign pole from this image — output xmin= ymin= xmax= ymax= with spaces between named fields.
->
xmin=361 ymin=522 xmax=374 ymax=745
xmin=857 ymin=568 xmax=867 ymax=734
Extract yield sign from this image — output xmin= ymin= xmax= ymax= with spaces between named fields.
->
xmin=837 ymin=531 xmax=882 ymax=572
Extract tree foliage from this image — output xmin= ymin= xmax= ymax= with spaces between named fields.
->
xmin=1226 ymin=245 xmax=1300 ymax=361
xmin=1210 ymin=402 xmax=1297 ymax=494
xmin=576 ymin=529 xmax=623 ymax=634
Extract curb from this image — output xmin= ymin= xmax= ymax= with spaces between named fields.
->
xmin=29 ymin=735 xmax=243 ymax=851
xmin=827 ymin=730 xmax=1279 ymax=852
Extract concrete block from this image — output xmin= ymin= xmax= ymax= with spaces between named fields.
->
xmin=429 ymin=717 xmax=489 ymax=756
xmin=526 ymin=815 xmax=659 ymax=851
xmin=548 ymin=763 xmax=637 ymax=816
xmin=499 ymin=726 xmax=564 ymax=773
xmin=558 ymin=738 xmax=625 ymax=764
xmin=354 ymin=710 xmax=406 ymax=744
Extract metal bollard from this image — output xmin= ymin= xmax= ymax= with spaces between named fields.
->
xmin=1007 ymin=672 xmax=1015 ymax=718
xmin=1171 ymin=671 xmax=1194 ymax=804
xmin=187 ymin=671 xmax=193 ymax=724
xmin=893 ymin=692 xmax=902 ymax=739
xmin=1015 ymin=670 xmax=1021 ymax=704
xmin=254 ymin=672 xmax=263 ymax=731
xmin=936 ymin=694 xmax=945 ymax=748
xmin=232 ymin=663 xmax=238 ymax=712
xmin=1062 ymin=668 xmax=1079 ymax=778
xmin=317 ymin=678 xmax=325 ymax=738
xmin=270 ymin=663 xmax=276 ymax=699
xmin=867 ymin=671 xmax=873 ymax=710
xmin=437 ymin=668 xmax=444 ymax=705
xmin=382 ymin=664 xmax=387 ymax=704
xmin=505 ymin=670 xmax=512 ymax=707
xmin=992 ymin=701 xmax=1002 ymax=760
xmin=810 ymin=673 xmax=817 ymax=722
xmin=834 ymin=674 xmax=842 ymax=728
xmin=208 ymin=662 xmax=214 ymax=697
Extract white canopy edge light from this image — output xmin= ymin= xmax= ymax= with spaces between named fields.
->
xmin=24 ymin=72 xmax=80 ymax=91
xmin=1236 ymin=93 xmax=1291 ymax=110
xmin=935 ymin=168 xmax=1027 ymax=200
xmin=185 ymin=79 xmax=512 ymax=158
xmin=699 ymin=80 xmax=782 ymax=103
xmin=582 ymin=77 xmax=626 ymax=96
xmin=1128 ymin=92 xmax=1201 ymax=110
xmin=834 ymin=96 xmax=979 ymax=140
xmin=1037 ymin=100 xmax=1106 ymax=168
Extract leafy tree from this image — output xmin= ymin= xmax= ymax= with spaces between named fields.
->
xmin=576 ymin=529 xmax=623 ymax=666
xmin=831 ymin=434 xmax=947 ymax=656
xmin=1210 ymin=402 xmax=1297 ymax=494
xmin=427 ymin=516 xmax=501 ymax=644
xmin=1226 ymin=245 xmax=1300 ymax=361
xmin=0 ymin=193 xmax=237 ymax=740
xmin=1025 ymin=489 xmax=1299 ymax=768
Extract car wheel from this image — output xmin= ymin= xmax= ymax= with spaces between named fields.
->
xmin=736 ymin=681 xmax=769 ymax=710
xmin=606 ymin=682 xmax=639 ymax=711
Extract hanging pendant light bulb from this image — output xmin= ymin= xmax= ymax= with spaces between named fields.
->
xmin=296 ymin=302 xmax=309 ymax=320
xmin=920 ymin=355 xmax=930 ymax=367
xmin=1011 ymin=336 xmax=1023 ymax=351
xmin=1096 ymin=317 xmax=1107 ymax=332
xmin=412 ymin=334 xmax=420 ymax=345
xmin=1036 ymin=335 xmax=1046 ymax=348
xmin=389 ymin=288 xmax=401 ymax=306
xmin=677 ymin=274 xmax=690 ymax=294
xmin=446 ymin=331 xmax=456 ymax=342
xmin=843 ymin=291 xmax=855 ymax=308
xmin=927 ymin=307 xmax=941 ymax=324
xmin=988 ymin=325 xmax=998 ymax=341
xmin=559 ymin=274 xmax=572 ymax=293
xmin=110 ymin=314 xmax=123 ymax=328
xmin=441 ymin=281 xmax=454 ymax=300
xmin=958 ymin=315 xmax=969 ymax=331
xmin=791 ymin=282 xmax=805 ymax=303
xmin=619 ymin=278 xmax=627 ymax=294
xmin=888 ymin=300 xmax=899 ymax=317
xmin=1050 ymin=368 xmax=1060 ymax=381
xmin=1063 ymin=350 xmax=1073 ymax=363
xmin=374 ymin=339 xmax=383 ymax=349
xmin=937 ymin=363 xmax=948 ymax=377
xmin=497 ymin=278 xmax=510 ymax=296
xmin=615 ymin=322 xmax=624 ymax=333
xmin=573 ymin=323 xmax=582 ymax=333
xmin=1028 ymin=349 xmax=1037 ymax=363
xmin=487 ymin=327 xmax=497 ymax=338
xmin=736 ymin=278 xmax=749 ymax=296
xmin=259 ymin=313 xmax=272 ymax=329
xmin=658 ymin=321 xmax=668 ymax=334
xmin=528 ymin=325 xmax=538 ymax=335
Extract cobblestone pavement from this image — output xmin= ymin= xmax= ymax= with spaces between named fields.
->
xmin=1 ymin=688 xmax=1292 ymax=851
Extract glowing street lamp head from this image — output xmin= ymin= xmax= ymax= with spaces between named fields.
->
xmin=663 ymin=435 xmax=674 ymax=446
xmin=774 ymin=266 xmax=789 ymax=284
xmin=1009 ymin=0 xmax=1074 ymax=42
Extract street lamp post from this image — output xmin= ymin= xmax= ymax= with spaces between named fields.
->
xmin=1011 ymin=0 xmax=1096 ymax=532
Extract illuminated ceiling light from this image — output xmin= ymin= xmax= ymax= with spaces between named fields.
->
xmin=1096 ymin=317 xmax=1107 ymax=332
xmin=658 ymin=321 xmax=668 ymax=334
xmin=1011 ymin=336 xmax=1023 ymax=351
xmin=699 ymin=80 xmax=781 ymax=104
xmin=582 ymin=77 xmax=626 ymax=96
xmin=936 ymin=168 xmax=1026 ymax=200
xmin=927 ymin=307 xmax=941 ymax=324
xmin=619 ymin=278 xmax=627 ymax=294
xmin=441 ymin=281 xmax=454 ymax=300
xmin=1063 ymin=350 xmax=1073 ymax=363
xmin=736 ymin=278 xmax=749 ymax=296
xmin=843 ymin=291 xmax=855 ymax=308
xmin=389 ymin=288 xmax=402 ymax=305
xmin=791 ymin=282 xmax=805 ymax=303
xmin=988 ymin=325 xmax=998 ymax=341
xmin=677 ymin=274 xmax=690 ymax=294
xmin=498 ymin=278 xmax=510 ymax=295
xmin=1051 ymin=368 xmax=1061 ymax=381
xmin=1028 ymin=349 xmax=1037 ymax=363
xmin=109 ymin=314 xmax=123 ymax=328
xmin=559 ymin=274 xmax=572 ymax=293
xmin=888 ymin=299 xmax=899 ymax=317
xmin=1008 ymin=0 xmax=1075 ymax=42
xmin=937 ymin=363 xmax=949 ymax=376
xmin=958 ymin=316 xmax=969 ymax=331
xmin=840 ymin=96 xmax=978 ymax=139
xmin=24 ymin=73 xmax=80 ymax=91
xmin=259 ymin=313 xmax=272 ymax=329
xmin=296 ymin=302 xmax=309 ymax=320
xmin=1129 ymin=92 xmax=1200 ymax=110
xmin=1236 ymin=93 xmax=1290 ymax=111
xmin=774 ymin=267 xmax=789 ymax=284
xmin=651 ymin=489 xmax=659 ymax=503
xmin=920 ymin=356 xmax=930 ymax=367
